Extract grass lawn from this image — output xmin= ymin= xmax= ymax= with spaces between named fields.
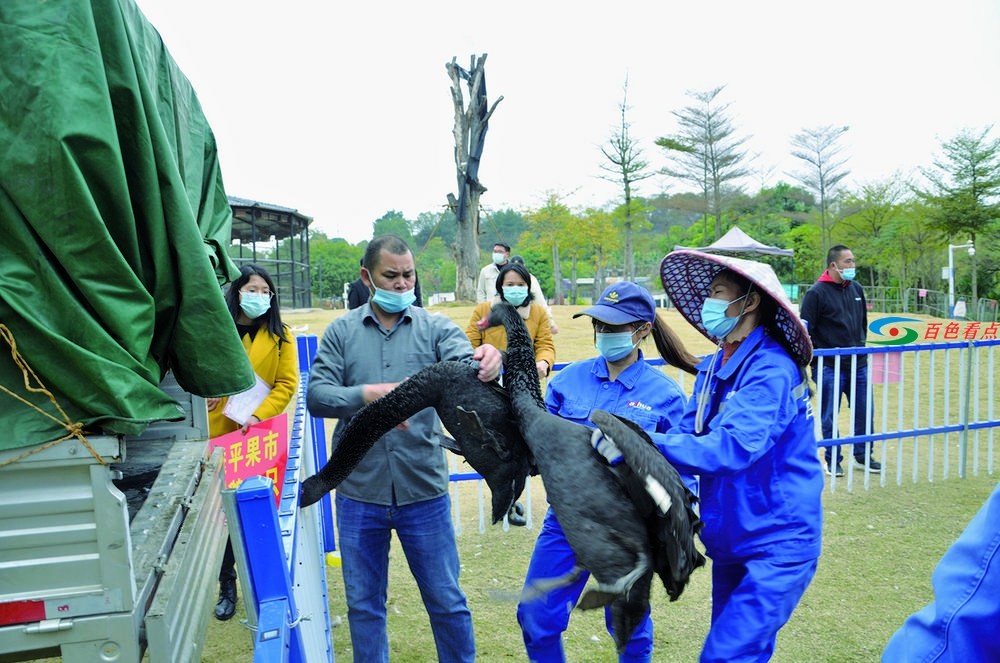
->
xmin=23 ymin=301 xmax=989 ymax=663
xmin=202 ymin=466 xmax=996 ymax=663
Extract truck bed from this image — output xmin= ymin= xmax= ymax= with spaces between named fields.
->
xmin=0 ymin=376 xmax=227 ymax=663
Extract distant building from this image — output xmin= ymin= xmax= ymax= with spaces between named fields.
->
xmin=428 ymin=292 xmax=457 ymax=306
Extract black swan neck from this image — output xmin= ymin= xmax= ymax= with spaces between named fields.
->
xmin=495 ymin=303 xmax=545 ymax=410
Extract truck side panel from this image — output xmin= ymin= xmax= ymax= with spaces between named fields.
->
xmin=0 ymin=374 xmax=225 ymax=662
xmin=145 ymin=447 xmax=228 ymax=663
xmin=0 ymin=437 xmax=133 ymax=622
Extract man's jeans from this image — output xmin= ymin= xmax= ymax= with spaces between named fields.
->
xmin=815 ymin=361 xmax=874 ymax=465
xmin=335 ymin=493 xmax=475 ymax=663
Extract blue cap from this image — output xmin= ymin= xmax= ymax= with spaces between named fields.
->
xmin=573 ymin=281 xmax=656 ymax=325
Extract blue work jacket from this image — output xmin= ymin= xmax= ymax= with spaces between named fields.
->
xmin=545 ymin=351 xmax=686 ymax=433
xmin=651 ymin=326 xmax=824 ymax=564
xmin=546 ymin=352 xmax=697 ymax=494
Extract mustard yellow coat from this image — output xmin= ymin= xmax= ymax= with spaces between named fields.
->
xmin=465 ymin=301 xmax=555 ymax=375
xmin=208 ymin=326 xmax=299 ymax=437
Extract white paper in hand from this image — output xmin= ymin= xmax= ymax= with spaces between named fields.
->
xmin=223 ymin=374 xmax=272 ymax=425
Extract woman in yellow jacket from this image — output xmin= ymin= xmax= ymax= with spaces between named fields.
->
xmin=465 ymin=261 xmax=555 ymax=380
xmin=465 ymin=261 xmax=554 ymax=526
xmin=207 ymin=264 xmax=298 ymax=621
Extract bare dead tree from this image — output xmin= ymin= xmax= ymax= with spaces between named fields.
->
xmin=446 ymin=54 xmax=503 ymax=301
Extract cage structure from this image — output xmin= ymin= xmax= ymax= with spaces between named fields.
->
xmin=229 ymin=197 xmax=314 ymax=309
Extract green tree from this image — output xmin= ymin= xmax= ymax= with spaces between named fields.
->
xmin=654 ymin=223 xmax=689 ymax=262
xmin=646 ymin=192 xmax=702 ymax=237
xmin=753 ymin=182 xmax=814 ymax=221
xmin=676 ymin=216 xmax=712 ymax=249
xmin=788 ymin=125 xmax=851 ymax=255
xmin=723 ymin=187 xmax=802 ymax=282
xmin=586 ymin=207 xmax=626 ymax=301
xmin=883 ymin=199 xmax=945 ymax=295
xmin=479 ymin=208 xmax=527 ymax=254
xmin=915 ymin=125 xmax=1000 ymax=305
xmin=372 ymin=210 xmax=413 ymax=244
xmin=524 ymin=193 xmax=576 ymax=305
xmin=837 ymin=176 xmax=910 ymax=287
xmin=309 ymin=234 xmax=362 ymax=305
xmin=626 ymin=203 xmax=667 ymax=283
xmin=412 ymin=208 xmax=456 ymax=252
xmin=727 ymin=183 xmax=811 ymax=237
xmin=656 ymin=85 xmax=751 ymax=244
xmin=600 ymin=78 xmax=654 ymax=280
xmin=556 ymin=207 xmax=619 ymax=303
xmin=414 ymin=236 xmax=454 ymax=295
xmin=510 ymin=244 xmax=555 ymax=301
xmin=786 ymin=223 xmax=825 ymax=285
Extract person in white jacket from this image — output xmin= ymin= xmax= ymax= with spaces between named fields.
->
xmin=475 ymin=242 xmax=510 ymax=304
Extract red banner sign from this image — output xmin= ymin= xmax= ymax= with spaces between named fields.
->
xmin=208 ymin=413 xmax=288 ymax=506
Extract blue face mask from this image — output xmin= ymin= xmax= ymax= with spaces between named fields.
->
xmin=503 ymin=285 xmax=529 ymax=306
xmin=492 ymin=252 xmax=506 ymax=265
xmin=240 ymin=293 xmax=272 ymax=319
xmin=700 ymin=294 xmax=747 ymax=339
xmin=839 ymin=267 xmax=856 ymax=281
xmin=596 ymin=330 xmax=638 ymax=362
xmin=371 ymin=286 xmax=415 ymax=313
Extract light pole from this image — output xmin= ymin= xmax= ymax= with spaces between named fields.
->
xmin=947 ymin=242 xmax=975 ymax=317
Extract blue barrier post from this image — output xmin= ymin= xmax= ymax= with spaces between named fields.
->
xmin=298 ymin=334 xmax=336 ymax=554
xmin=237 ymin=476 xmax=306 ymax=663
xmin=285 ymin=369 xmax=335 ymax=661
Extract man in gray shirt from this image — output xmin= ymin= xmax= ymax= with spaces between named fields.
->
xmin=307 ymin=234 xmax=502 ymax=662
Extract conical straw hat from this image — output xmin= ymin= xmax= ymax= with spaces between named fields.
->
xmin=659 ymin=249 xmax=812 ymax=366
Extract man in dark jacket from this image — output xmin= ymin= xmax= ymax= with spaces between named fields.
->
xmin=799 ymin=245 xmax=882 ymax=477
xmin=346 ymin=259 xmax=370 ymax=309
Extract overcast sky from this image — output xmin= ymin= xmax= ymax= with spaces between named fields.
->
xmin=136 ymin=0 xmax=1000 ymax=245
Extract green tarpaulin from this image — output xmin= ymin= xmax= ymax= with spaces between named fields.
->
xmin=0 ymin=0 xmax=256 ymax=449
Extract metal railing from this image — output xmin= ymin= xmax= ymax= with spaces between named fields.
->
xmin=447 ymin=339 xmax=999 ymax=529
xmin=294 ymin=333 xmax=997 ymax=536
xmin=903 ymin=288 xmax=950 ymax=318
xmin=978 ymin=298 xmax=999 ymax=322
xmin=815 ymin=340 xmax=998 ymax=492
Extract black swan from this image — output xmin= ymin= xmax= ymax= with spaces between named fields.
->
xmin=299 ymin=360 xmax=534 ymax=524
xmin=483 ymin=301 xmax=704 ymax=653
xmin=299 ymin=302 xmax=703 ymax=653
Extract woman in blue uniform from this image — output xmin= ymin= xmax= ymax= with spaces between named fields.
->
xmin=882 ymin=479 xmax=1000 ymax=662
xmin=642 ymin=250 xmax=824 ymax=663
xmin=517 ymin=281 xmax=699 ymax=663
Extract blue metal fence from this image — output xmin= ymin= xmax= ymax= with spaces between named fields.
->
xmin=445 ymin=338 xmax=1000 ymax=528
xmin=815 ymin=340 xmax=998 ymax=491
xmin=228 ymin=335 xmax=336 ymax=662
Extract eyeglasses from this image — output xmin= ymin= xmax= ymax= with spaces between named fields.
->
xmin=240 ymin=288 xmax=273 ymax=298
xmin=593 ymin=323 xmax=639 ymax=334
